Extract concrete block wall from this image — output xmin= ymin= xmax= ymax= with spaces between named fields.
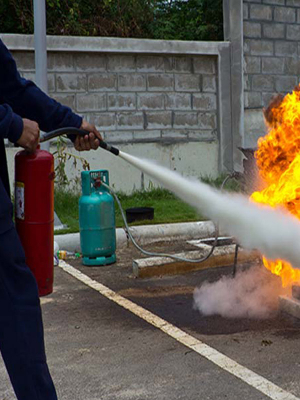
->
xmin=12 ymin=51 xmax=218 ymax=146
xmin=243 ymin=0 xmax=300 ymax=110
xmin=1 ymin=35 xmax=231 ymax=192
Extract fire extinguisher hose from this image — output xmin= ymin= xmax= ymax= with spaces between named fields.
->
xmin=40 ymin=127 xmax=120 ymax=156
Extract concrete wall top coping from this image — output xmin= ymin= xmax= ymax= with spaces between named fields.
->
xmin=0 ymin=34 xmax=230 ymax=55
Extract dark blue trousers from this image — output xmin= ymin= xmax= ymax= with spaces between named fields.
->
xmin=0 ymin=182 xmax=58 ymax=399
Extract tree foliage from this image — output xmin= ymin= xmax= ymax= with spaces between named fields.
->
xmin=0 ymin=0 xmax=223 ymax=41
xmin=152 ymin=0 xmax=223 ymax=41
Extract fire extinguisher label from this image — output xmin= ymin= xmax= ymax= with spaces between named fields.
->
xmin=15 ymin=182 xmax=25 ymax=220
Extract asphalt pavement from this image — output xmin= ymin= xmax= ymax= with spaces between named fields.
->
xmin=1 ymin=243 xmax=300 ymax=400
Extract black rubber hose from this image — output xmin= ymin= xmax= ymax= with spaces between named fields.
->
xmin=39 ymin=127 xmax=88 ymax=142
xmin=40 ymin=127 xmax=120 ymax=156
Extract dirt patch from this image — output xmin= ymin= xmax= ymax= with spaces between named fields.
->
xmin=117 ymin=285 xmax=195 ymax=298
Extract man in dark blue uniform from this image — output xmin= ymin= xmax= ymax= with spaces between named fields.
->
xmin=0 ymin=39 xmax=102 ymax=399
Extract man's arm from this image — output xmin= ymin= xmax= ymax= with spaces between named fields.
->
xmin=0 ymin=39 xmax=101 ymax=151
xmin=0 ymin=104 xmax=42 ymax=152
xmin=0 ymin=40 xmax=82 ymax=132
xmin=0 ymin=104 xmax=23 ymax=143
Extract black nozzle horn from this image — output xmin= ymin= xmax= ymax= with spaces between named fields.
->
xmin=99 ymin=140 xmax=119 ymax=156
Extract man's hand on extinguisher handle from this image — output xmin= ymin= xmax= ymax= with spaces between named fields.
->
xmin=17 ymin=118 xmax=40 ymax=153
xmin=74 ymin=120 xmax=103 ymax=152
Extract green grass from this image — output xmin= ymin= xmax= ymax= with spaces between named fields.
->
xmin=54 ymin=174 xmax=241 ymax=234
xmin=54 ymin=190 xmax=81 ymax=234
xmin=114 ymin=187 xmax=203 ymax=226
xmin=54 ymin=187 xmax=203 ymax=234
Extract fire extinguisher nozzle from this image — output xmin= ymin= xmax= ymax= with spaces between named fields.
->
xmin=99 ymin=141 xmax=119 ymax=156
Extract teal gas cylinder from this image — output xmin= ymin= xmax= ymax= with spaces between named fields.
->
xmin=79 ymin=170 xmax=116 ymax=266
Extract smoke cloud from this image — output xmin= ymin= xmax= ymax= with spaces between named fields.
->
xmin=193 ymin=266 xmax=288 ymax=319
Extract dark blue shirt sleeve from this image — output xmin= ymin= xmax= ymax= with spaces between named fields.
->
xmin=0 ymin=39 xmax=82 ymax=143
xmin=0 ymin=104 xmax=24 ymax=143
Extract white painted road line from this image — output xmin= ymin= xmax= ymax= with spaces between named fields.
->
xmin=59 ymin=260 xmax=300 ymax=400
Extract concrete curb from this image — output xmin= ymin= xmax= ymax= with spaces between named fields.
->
xmin=133 ymin=246 xmax=260 ymax=278
xmin=54 ymin=220 xmax=217 ymax=252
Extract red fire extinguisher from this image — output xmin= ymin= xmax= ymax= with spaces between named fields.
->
xmin=14 ymin=128 xmax=89 ymax=297
xmin=15 ymin=146 xmax=55 ymax=297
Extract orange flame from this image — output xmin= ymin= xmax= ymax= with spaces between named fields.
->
xmin=251 ymin=85 xmax=300 ymax=287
